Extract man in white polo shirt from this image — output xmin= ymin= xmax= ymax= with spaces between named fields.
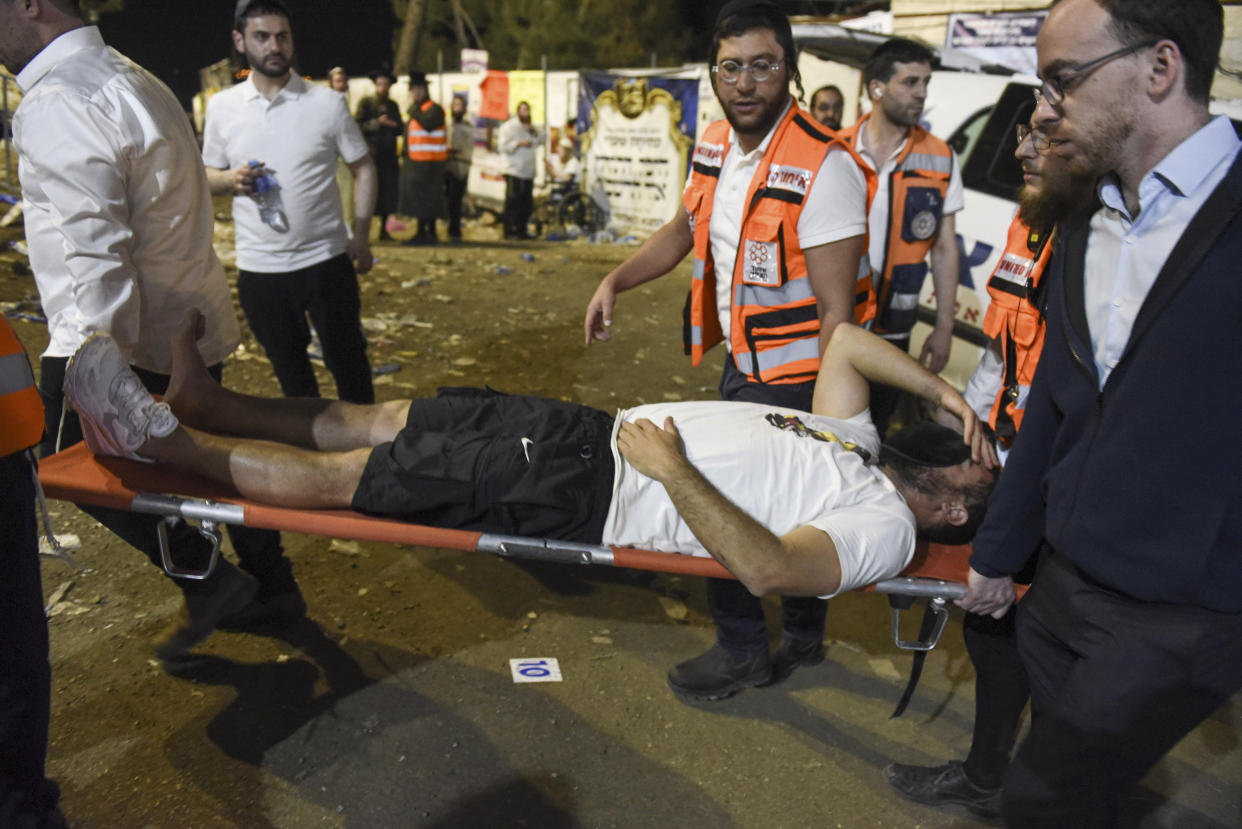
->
xmin=203 ymin=0 xmax=378 ymax=404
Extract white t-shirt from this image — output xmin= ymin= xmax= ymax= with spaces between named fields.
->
xmin=854 ymin=125 xmax=964 ymax=280
xmin=705 ymin=104 xmax=869 ymax=344
xmin=13 ymin=27 xmax=239 ymax=372
xmin=202 ymin=74 xmax=370 ymax=273
xmin=601 ymin=402 xmax=916 ymax=596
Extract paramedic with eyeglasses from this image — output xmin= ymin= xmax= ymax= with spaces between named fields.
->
xmin=583 ymin=0 xmax=877 ymax=703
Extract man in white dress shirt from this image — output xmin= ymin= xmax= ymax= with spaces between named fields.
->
xmin=2 ymin=0 xmax=299 ymax=665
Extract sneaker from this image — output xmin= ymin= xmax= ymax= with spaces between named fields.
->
xmin=153 ymin=561 xmax=259 ymax=661
xmin=667 ymin=643 xmax=772 ymax=701
xmin=218 ymin=589 xmax=308 ymax=631
xmin=766 ymin=635 xmax=825 ymax=685
xmin=883 ymin=760 xmax=1002 ymax=823
xmin=63 ymin=332 xmax=178 ymax=460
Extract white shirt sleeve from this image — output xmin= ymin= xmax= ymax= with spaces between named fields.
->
xmin=19 ymin=93 xmax=142 ymax=356
xmin=201 ymin=94 xmax=230 ymax=170
xmin=796 ymin=146 xmax=868 ymax=250
xmin=810 ymin=503 xmax=917 ymax=596
xmin=964 ymin=338 xmax=1004 ymax=423
xmin=332 ymin=94 xmax=370 ymax=165
xmin=943 ymin=149 xmax=965 ymax=216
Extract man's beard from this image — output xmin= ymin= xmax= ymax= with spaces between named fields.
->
xmin=452 ymin=111 xmax=465 ymax=123
xmin=721 ymin=90 xmax=786 ymax=141
xmin=1017 ymin=160 xmax=1097 ymax=232
xmin=883 ymin=453 xmax=947 ymax=499
xmin=246 ymin=49 xmax=291 ymax=79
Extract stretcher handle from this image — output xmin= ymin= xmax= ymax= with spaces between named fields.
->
xmin=135 ymin=494 xmax=243 ymax=581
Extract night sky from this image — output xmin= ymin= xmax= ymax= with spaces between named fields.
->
xmin=96 ymin=0 xmax=397 ymax=107
xmin=94 ymin=0 xmax=837 ymax=109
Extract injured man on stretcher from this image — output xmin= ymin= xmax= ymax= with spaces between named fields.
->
xmin=63 ymin=312 xmax=996 ymax=599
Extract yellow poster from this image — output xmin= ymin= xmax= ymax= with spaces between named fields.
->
xmin=507 ymin=70 xmax=546 ymax=123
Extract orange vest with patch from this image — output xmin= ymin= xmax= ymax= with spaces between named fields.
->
xmin=982 ymin=216 xmax=1053 ymax=446
xmin=683 ymin=107 xmax=876 ymax=385
xmin=0 ymin=316 xmax=44 ymax=457
xmin=839 ymin=115 xmax=954 ymax=338
xmin=406 ymin=100 xmax=448 ymax=162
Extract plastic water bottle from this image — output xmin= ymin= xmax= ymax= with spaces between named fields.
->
xmin=248 ymin=160 xmax=288 ymax=231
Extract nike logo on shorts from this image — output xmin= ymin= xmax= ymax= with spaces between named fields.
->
xmin=520 ymin=437 xmax=534 ymax=462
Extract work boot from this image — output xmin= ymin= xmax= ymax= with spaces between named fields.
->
xmin=667 ymin=643 xmax=772 ymax=701
xmin=883 ymin=760 xmax=1002 ymax=823
xmin=153 ymin=561 xmax=259 ymax=660
xmin=766 ymin=635 xmax=825 ymax=685
xmin=218 ymin=588 xmax=307 ymax=631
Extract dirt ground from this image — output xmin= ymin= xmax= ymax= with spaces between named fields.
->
xmin=2 ymin=210 xmax=1240 ymax=829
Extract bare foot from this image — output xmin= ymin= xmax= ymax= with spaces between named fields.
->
xmin=163 ymin=309 xmax=223 ymax=430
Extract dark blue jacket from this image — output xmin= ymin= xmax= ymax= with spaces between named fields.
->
xmin=970 ymin=150 xmax=1242 ymax=613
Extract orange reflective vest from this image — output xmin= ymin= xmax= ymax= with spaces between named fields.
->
xmin=406 ymin=100 xmax=448 ymax=162
xmin=0 ymin=316 xmax=44 ymax=457
xmin=981 ymin=216 xmax=1052 ymax=447
xmin=838 ymin=114 xmax=954 ymax=338
xmin=683 ymin=107 xmax=877 ymax=385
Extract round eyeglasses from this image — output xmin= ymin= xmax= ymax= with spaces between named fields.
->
xmin=711 ymin=59 xmax=782 ymax=84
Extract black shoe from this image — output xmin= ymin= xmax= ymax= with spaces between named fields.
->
xmin=883 ymin=760 xmax=1002 ymax=823
xmin=153 ymin=561 xmax=259 ymax=660
xmin=667 ymin=643 xmax=772 ymax=701
xmin=766 ymin=635 xmax=825 ymax=685
xmin=217 ymin=588 xmax=307 ymax=631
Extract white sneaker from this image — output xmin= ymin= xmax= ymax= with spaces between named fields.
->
xmin=63 ymin=332 xmax=178 ymax=461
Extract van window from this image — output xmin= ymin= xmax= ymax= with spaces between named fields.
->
xmin=947 ymin=106 xmax=992 ymax=165
xmin=960 ymin=82 xmax=1039 ymax=202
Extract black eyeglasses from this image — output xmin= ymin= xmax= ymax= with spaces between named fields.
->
xmin=1037 ymin=39 xmax=1159 ymax=106
xmin=1016 ymin=123 xmax=1066 ymax=155
xmin=711 ymin=59 xmax=782 ymax=84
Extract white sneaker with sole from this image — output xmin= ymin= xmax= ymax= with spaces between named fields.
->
xmin=63 ymin=332 xmax=178 ymax=460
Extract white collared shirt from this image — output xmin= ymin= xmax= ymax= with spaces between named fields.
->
xmin=202 ymin=74 xmax=369 ymax=272
xmin=853 ymin=122 xmax=964 ymax=279
xmin=706 ymin=101 xmax=869 ymax=344
xmin=13 ymin=26 xmax=240 ymax=372
xmin=1086 ymin=116 xmax=1241 ymax=388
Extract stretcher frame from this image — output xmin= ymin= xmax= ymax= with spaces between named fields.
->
xmin=38 ymin=442 xmax=985 ymax=653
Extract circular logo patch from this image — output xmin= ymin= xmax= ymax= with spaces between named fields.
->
xmin=910 ymin=209 xmax=938 ymax=241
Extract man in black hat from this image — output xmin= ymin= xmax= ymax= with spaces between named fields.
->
xmin=399 ymin=71 xmax=448 ymax=245
xmin=356 ymin=68 xmax=403 ymax=241
xmin=204 ymin=0 xmax=378 ymax=405
xmin=583 ymin=0 xmax=877 ymax=701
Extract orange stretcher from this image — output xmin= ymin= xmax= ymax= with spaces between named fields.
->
xmin=37 ymin=442 xmax=998 ymax=653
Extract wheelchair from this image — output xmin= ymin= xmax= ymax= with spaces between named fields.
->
xmin=533 ymin=180 xmax=604 ymax=238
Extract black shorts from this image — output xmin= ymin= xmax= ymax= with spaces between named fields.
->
xmin=351 ymin=388 xmax=616 ymax=542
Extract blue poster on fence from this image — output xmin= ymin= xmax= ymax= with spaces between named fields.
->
xmin=578 ymin=71 xmax=698 ymax=236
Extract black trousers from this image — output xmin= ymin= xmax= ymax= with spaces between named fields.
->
xmin=237 ymin=253 xmax=374 ymax=404
xmin=961 ymin=609 xmax=1029 ymax=789
xmin=39 ymin=357 xmax=294 ymax=600
xmin=866 ymin=334 xmax=910 ymax=437
xmin=503 ymin=175 xmax=534 ymax=238
xmin=0 ymin=452 xmax=61 ymax=823
xmin=445 ymin=172 xmax=468 ymax=239
xmin=1002 ymin=551 xmax=1242 ymax=827
xmin=705 ymin=358 xmax=828 ymax=654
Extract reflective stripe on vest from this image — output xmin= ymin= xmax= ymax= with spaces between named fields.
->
xmin=982 ymin=216 xmax=1052 ymax=446
xmin=0 ymin=317 xmax=43 ymax=456
xmin=839 ymin=116 xmax=953 ymax=338
xmin=407 ymin=100 xmax=448 ymax=161
xmin=682 ymin=108 xmax=877 ymax=385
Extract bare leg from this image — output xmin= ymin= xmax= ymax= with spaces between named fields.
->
xmin=166 ymin=310 xmax=409 ymax=451
xmin=144 ymin=425 xmax=371 ymax=509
